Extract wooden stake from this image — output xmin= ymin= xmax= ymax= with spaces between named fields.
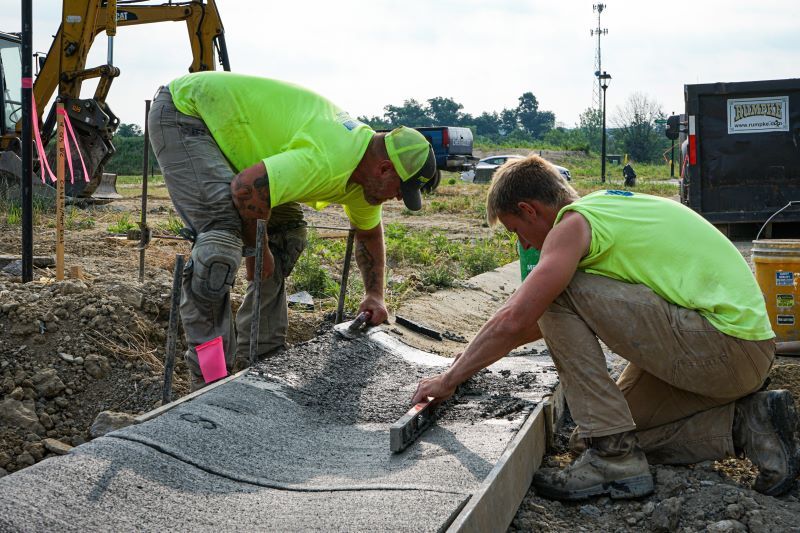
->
xmin=55 ymin=102 xmax=66 ymax=281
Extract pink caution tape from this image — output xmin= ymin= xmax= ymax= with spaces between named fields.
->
xmin=31 ymin=95 xmax=56 ymax=183
xmin=57 ymin=107 xmax=90 ymax=183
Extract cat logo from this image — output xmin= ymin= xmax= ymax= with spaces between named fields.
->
xmin=116 ymin=11 xmax=139 ymax=22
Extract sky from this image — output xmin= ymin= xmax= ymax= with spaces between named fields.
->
xmin=3 ymin=0 xmax=799 ymax=129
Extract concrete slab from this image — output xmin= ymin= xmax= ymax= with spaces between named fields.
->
xmin=0 ymin=262 xmax=562 ymax=531
xmin=0 ymin=437 xmax=466 ymax=532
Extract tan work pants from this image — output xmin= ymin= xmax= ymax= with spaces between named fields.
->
xmin=538 ymin=272 xmax=775 ymax=464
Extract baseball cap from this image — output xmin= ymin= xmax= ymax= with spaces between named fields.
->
xmin=385 ymin=126 xmax=437 ymax=211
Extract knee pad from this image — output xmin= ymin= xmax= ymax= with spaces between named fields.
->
xmin=190 ymin=230 xmax=242 ymax=301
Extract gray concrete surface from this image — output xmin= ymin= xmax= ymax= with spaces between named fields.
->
xmin=0 ymin=263 xmax=560 ymax=531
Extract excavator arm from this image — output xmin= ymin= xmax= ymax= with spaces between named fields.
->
xmin=0 ymin=1 xmax=229 ymax=199
xmin=34 ymin=0 xmax=229 ymax=112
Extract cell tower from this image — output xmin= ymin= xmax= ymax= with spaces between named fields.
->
xmin=590 ymin=4 xmax=608 ymax=111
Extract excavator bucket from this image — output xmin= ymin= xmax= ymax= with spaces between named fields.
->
xmin=92 ymin=173 xmax=122 ymax=200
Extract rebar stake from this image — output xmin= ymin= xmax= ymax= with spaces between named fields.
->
xmin=335 ymin=229 xmax=356 ymax=324
xmin=249 ymin=219 xmax=267 ymax=366
xmin=162 ymin=254 xmax=184 ymax=405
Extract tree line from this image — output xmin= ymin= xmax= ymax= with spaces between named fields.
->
xmin=359 ymin=91 xmax=673 ymax=163
xmin=106 ymin=91 xmax=675 ymax=173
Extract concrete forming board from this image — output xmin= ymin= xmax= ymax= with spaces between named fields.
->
xmin=0 ymin=263 xmax=561 ymax=531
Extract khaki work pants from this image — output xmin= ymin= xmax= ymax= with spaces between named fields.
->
xmin=538 ymin=272 xmax=775 ymax=464
xmin=148 ymin=87 xmax=306 ymax=381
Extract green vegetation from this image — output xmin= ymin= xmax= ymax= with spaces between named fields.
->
xmin=156 ymin=211 xmax=184 ymax=235
xmin=5 ymin=203 xmax=20 ymax=225
xmin=0 ymin=196 xmax=52 ymax=226
xmin=107 ymin=212 xmax=138 ymax=234
xmin=104 ymin=135 xmax=161 ymax=176
xmin=288 ymin=230 xmax=341 ymax=299
xmin=286 ymin=221 xmax=518 ymax=313
xmin=116 ymin=174 xmax=165 ymax=186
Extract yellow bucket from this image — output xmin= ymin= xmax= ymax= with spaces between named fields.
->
xmin=752 ymin=239 xmax=800 ymax=342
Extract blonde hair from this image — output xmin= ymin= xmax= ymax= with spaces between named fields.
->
xmin=486 ymin=155 xmax=579 ymax=225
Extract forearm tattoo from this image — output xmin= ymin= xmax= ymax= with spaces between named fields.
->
xmin=356 ymin=239 xmax=381 ymax=293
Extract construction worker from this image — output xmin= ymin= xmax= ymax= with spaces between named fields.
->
xmin=413 ymin=155 xmax=799 ymax=500
xmin=149 ymin=71 xmax=436 ymax=390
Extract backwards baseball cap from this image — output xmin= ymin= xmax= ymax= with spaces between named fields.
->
xmin=385 ymin=126 xmax=437 ymax=211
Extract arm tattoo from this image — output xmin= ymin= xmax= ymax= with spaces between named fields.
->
xmin=231 ymin=168 xmax=271 ymax=219
xmin=356 ymin=239 xmax=380 ymax=293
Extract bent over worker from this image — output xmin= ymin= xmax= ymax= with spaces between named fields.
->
xmin=149 ymin=71 xmax=436 ymax=390
xmin=413 ymin=155 xmax=800 ymax=500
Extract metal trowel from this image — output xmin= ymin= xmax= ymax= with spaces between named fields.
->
xmin=333 ymin=311 xmax=373 ymax=340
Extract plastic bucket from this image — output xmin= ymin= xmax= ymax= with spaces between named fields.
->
xmin=518 ymin=242 xmax=541 ymax=281
xmin=752 ymin=239 xmax=800 ymax=342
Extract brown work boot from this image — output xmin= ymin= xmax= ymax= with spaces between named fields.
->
xmin=533 ymin=431 xmax=654 ymax=501
xmin=733 ymin=389 xmax=800 ymax=496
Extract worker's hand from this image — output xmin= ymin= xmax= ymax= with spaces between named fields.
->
xmin=358 ymin=294 xmax=388 ymax=326
xmin=244 ymin=247 xmax=275 ymax=281
xmin=412 ymin=373 xmax=456 ymax=406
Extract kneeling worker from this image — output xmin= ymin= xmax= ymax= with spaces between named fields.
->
xmin=149 ymin=71 xmax=436 ymax=390
xmin=413 ymin=155 xmax=799 ymax=500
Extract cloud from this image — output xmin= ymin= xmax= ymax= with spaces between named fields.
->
xmin=1 ymin=0 xmax=798 ymax=128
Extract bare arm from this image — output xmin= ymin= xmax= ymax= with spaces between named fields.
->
xmin=412 ymin=212 xmax=591 ymax=404
xmin=353 ymin=222 xmax=388 ymax=325
xmin=231 ymin=162 xmax=274 ymax=279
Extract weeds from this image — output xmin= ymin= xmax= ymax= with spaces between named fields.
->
xmin=157 ymin=211 xmax=184 ymax=235
xmin=289 ymin=229 xmax=339 ymax=299
xmin=420 ymin=264 xmax=455 ymax=288
xmin=5 ymin=204 xmax=21 ymax=225
xmin=107 ymin=212 xmax=138 ymax=234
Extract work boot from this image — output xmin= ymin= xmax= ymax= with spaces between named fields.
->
xmin=533 ymin=431 xmax=654 ymax=501
xmin=733 ymin=389 xmax=800 ymax=496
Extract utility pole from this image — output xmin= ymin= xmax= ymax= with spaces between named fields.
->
xmin=590 ymin=4 xmax=608 ymax=112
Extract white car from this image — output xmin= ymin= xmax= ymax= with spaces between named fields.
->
xmin=461 ymin=154 xmax=571 ymax=183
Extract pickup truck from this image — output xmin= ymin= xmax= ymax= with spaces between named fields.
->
xmin=415 ymin=126 xmax=478 ymax=192
xmin=379 ymin=126 xmax=478 ymax=192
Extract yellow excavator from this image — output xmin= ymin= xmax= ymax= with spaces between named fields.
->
xmin=0 ymin=0 xmax=229 ymax=199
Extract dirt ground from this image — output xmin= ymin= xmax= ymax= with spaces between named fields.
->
xmin=1 ymin=180 xmax=800 ymax=531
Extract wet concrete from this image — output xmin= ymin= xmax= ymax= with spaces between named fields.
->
xmin=0 ymin=263 xmax=561 ymax=531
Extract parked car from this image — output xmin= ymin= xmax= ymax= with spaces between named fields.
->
xmin=461 ymin=154 xmax=571 ymax=183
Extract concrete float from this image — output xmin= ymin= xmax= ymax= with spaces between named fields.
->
xmin=0 ymin=263 xmax=564 ymax=532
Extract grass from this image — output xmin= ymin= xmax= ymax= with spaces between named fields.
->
xmin=107 ymin=212 xmax=138 ymax=234
xmin=116 ymin=174 xmax=165 ymax=186
xmin=156 ymin=211 xmax=184 ymax=235
xmin=287 ymin=221 xmax=519 ymax=313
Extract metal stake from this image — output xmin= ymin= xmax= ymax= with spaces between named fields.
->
xmin=162 ymin=254 xmax=185 ymax=405
xmin=249 ymin=219 xmax=267 ymax=366
xmin=335 ymin=229 xmax=356 ymax=324
xmin=21 ymin=0 xmax=33 ymax=283
xmin=138 ymin=99 xmax=151 ymax=283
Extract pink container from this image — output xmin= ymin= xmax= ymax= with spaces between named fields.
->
xmin=195 ymin=336 xmax=227 ymax=384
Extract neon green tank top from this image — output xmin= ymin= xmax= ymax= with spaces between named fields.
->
xmin=555 ymin=190 xmax=773 ymax=341
xmin=169 ymin=72 xmax=380 ymax=230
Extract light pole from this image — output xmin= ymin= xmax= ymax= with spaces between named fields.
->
xmin=598 ymin=71 xmax=611 ymax=183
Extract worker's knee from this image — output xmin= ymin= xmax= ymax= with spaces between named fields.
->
xmin=190 ymin=230 xmax=242 ymax=301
